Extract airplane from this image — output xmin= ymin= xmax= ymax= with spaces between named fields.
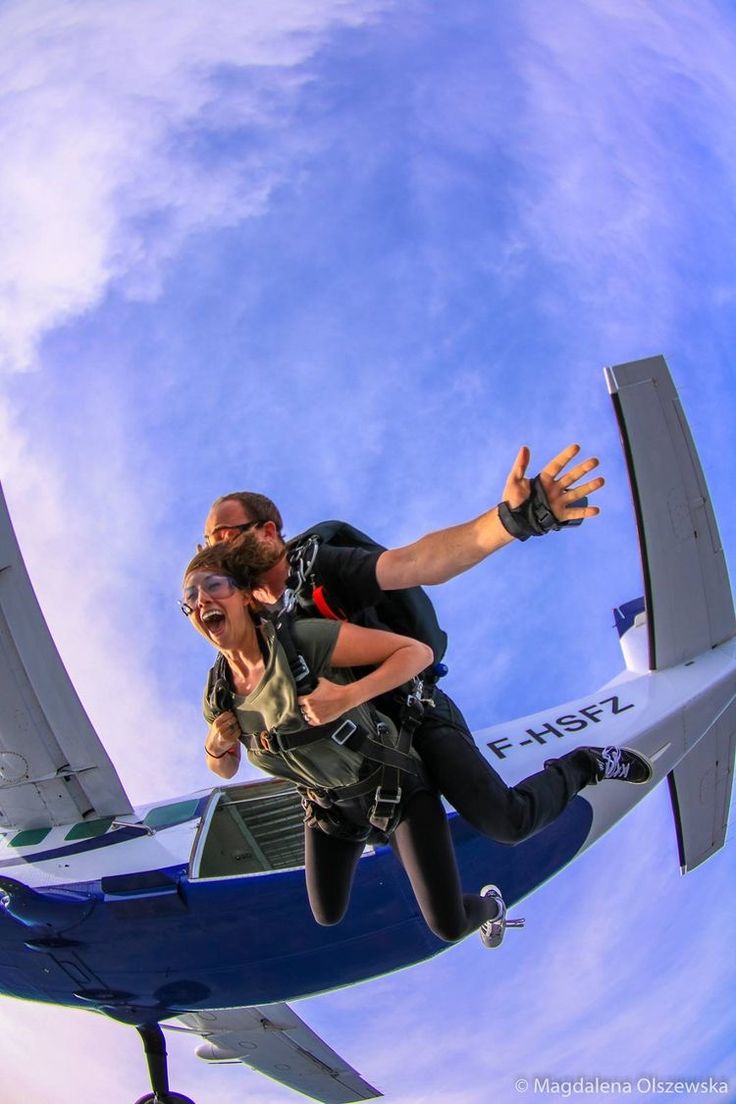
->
xmin=0 ymin=354 xmax=733 ymax=1104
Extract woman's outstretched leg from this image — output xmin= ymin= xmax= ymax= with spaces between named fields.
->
xmin=389 ymin=791 xmax=500 ymax=942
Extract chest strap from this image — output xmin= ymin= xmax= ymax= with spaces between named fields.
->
xmin=241 ymin=716 xmax=417 ymax=774
xmin=278 ymin=684 xmax=428 ymax=835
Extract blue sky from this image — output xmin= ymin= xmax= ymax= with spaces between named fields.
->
xmin=0 ymin=1 xmax=734 ymax=1101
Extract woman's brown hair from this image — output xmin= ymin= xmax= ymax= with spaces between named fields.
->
xmin=184 ymin=529 xmax=283 ymax=589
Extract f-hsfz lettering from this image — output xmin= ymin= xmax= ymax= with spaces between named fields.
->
xmin=486 ymin=695 xmax=635 ymax=760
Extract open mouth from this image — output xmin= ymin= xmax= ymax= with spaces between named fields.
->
xmin=202 ymin=609 xmax=226 ymax=634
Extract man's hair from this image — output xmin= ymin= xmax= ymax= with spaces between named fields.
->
xmin=212 ymin=491 xmax=284 ymax=536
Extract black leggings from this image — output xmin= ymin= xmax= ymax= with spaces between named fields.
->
xmin=410 ymin=689 xmax=595 ymax=844
xmin=305 ymin=790 xmax=496 ymax=942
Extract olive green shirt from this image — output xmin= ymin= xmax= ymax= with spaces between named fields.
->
xmin=203 ymin=619 xmax=399 ymax=791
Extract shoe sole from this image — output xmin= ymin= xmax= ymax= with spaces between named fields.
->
xmin=479 ymin=884 xmax=506 ymax=949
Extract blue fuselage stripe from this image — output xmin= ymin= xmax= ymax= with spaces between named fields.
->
xmin=0 ymin=799 xmax=208 ymax=870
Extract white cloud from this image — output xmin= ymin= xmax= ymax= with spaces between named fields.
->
xmin=0 ymin=3 xmax=733 ymax=1103
xmin=0 ymin=0 xmax=388 ymax=372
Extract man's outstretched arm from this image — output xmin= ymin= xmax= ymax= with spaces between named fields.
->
xmin=375 ymin=444 xmax=604 ymax=590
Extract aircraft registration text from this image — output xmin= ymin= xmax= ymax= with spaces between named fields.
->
xmin=486 ymin=695 xmax=635 ymax=760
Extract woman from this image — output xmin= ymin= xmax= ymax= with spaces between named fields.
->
xmin=182 ymin=538 xmax=511 ymax=948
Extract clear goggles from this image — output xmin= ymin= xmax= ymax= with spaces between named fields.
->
xmin=180 ymin=574 xmax=240 ymax=616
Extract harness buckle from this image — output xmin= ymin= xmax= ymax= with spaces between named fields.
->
xmin=292 ymin=655 xmax=311 ymax=684
xmin=263 ymin=728 xmax=284 ymax=754
xmin=330 ymin=719 xmax=357 ymax=746
xmin=373 ymin=786 xmax=402 ymax=806
xmin=404 ymin=693 xmax=427 ymax=723
xmin=369 ymin=786 xmax=403 ymax=832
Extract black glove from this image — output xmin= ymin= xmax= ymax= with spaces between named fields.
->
xmin=497 ymin=476 xmax=587 ymax=542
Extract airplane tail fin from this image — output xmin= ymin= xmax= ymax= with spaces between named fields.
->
xmin=605 ymin=355 xmax=735 ymax=670
xmin=605 ymin=356 xmax=736 ymax=872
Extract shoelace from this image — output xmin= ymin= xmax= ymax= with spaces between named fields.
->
xmin=601 ymin=747 xmax=630 ymax=779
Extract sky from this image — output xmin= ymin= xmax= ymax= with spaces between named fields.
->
xmin=0 ymin=0 xmax=735 ymax=1101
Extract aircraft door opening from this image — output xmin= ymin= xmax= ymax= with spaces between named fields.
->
xmin=189 ymin=779 xmax=305 ymax=880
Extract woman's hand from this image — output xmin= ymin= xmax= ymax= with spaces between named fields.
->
xmin=205 ymin=711 xmax=241 ymax=777
xmin=298 ymin=678 xmax=356 ymax=726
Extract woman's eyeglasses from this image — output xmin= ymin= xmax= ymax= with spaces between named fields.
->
xmin=180 ymin=574 xmax=240 ymax=616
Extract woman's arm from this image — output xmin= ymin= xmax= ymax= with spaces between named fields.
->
xmin=298 ymin=624 xmax=432 ymax=726
xmin=204 ymin=710 xmax=242 ymax=779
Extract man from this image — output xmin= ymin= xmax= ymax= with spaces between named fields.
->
xmin=200 ymin=443 xmax=651 ymax=852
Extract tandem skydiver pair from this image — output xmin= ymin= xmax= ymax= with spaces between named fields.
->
xmin=181 ymin=443 xmax=652 ymax=950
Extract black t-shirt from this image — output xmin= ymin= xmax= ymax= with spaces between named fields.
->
xmin=309 ymin=544 xmax=383 ymax=620
xmin=308 ymin=543 xmax=423 ymax=646
xmin=296 ymin=543 xmax=425 ymax=718
xmin=286 ymin=524 xmax=447 ymax=663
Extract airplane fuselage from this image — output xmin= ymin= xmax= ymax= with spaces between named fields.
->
xmin=1 ymin=631 xmax=733 ymax=1026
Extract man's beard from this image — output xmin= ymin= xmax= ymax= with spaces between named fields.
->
xmin=227 ymin=529 xmax=285 ymax=580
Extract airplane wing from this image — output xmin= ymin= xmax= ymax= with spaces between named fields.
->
xmin=606 ymin=355 xmax=736 ymax=870
xmin=177 ymin=1003 xmax=382 ymax=1103
xmin=0 ymin=482 xmax=133 ymax=829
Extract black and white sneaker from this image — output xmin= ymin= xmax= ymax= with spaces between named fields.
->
xmin=478 ymin=885 xmax=525 ymax=949
xmin=584 ymin=746 xmax=653 ymax=784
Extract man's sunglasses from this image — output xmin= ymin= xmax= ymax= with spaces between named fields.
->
xmin=203 ymin=519 xmax=262 ymax=547
xmin=179 ymin=574 xmax=241 ymax=616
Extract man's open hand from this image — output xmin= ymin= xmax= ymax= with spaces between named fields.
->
xmin=503 ymin=443 xmax=604 ymax=522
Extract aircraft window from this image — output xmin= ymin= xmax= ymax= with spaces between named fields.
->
xmin=143 ymin=799 xmax=200 ymax=830
xmin=65 ymin=817 xmax=114 ymax=841
xmin=10 ymin=828 xmax=51 ymax=847
xmin=192 ymin=780 xmax=305 ymax=878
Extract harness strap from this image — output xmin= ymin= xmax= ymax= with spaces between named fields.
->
xmin=312 ymin=584 xmax=345 ymax=621
xmin=242 ymin=694 xmax=427 ymax=834
xmin=326 ymin=767 xmax=384 ymax=803
xmin=268 ymin=609 xmax=316 ymax=696
xmin=307 ymin=766 xmax=403 ymax=819
xmin=242 ymin=718 xmax=418 ymax=774
xmin=364 ymin=684 xmax=427 ymax=831
xmin=330 ymin=686 xmax=428 ymax=832
xmin=241 ymin=717 xmax=364 ymax=755
xmin=207 ymin=654 xmax=234 ymax=716
xmin=285 ymin=538 xmax=346 ymax=623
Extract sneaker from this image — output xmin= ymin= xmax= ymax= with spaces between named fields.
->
xmin=478 ymin=885 xmax=525 ymax=949
xmin=584 ymin=746 xmax=653 ymax=784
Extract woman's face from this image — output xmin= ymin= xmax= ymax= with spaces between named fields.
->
xmin=182 ymin=571 xmax=253 ymax=650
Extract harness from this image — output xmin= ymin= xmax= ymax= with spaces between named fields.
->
xmin=280 ymin=537 xmax=440 ymax=832
xmin=205 ymin=615 xmax=429 ymax=835
xmin=207 ymin=520 xmax=448 ymax=836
